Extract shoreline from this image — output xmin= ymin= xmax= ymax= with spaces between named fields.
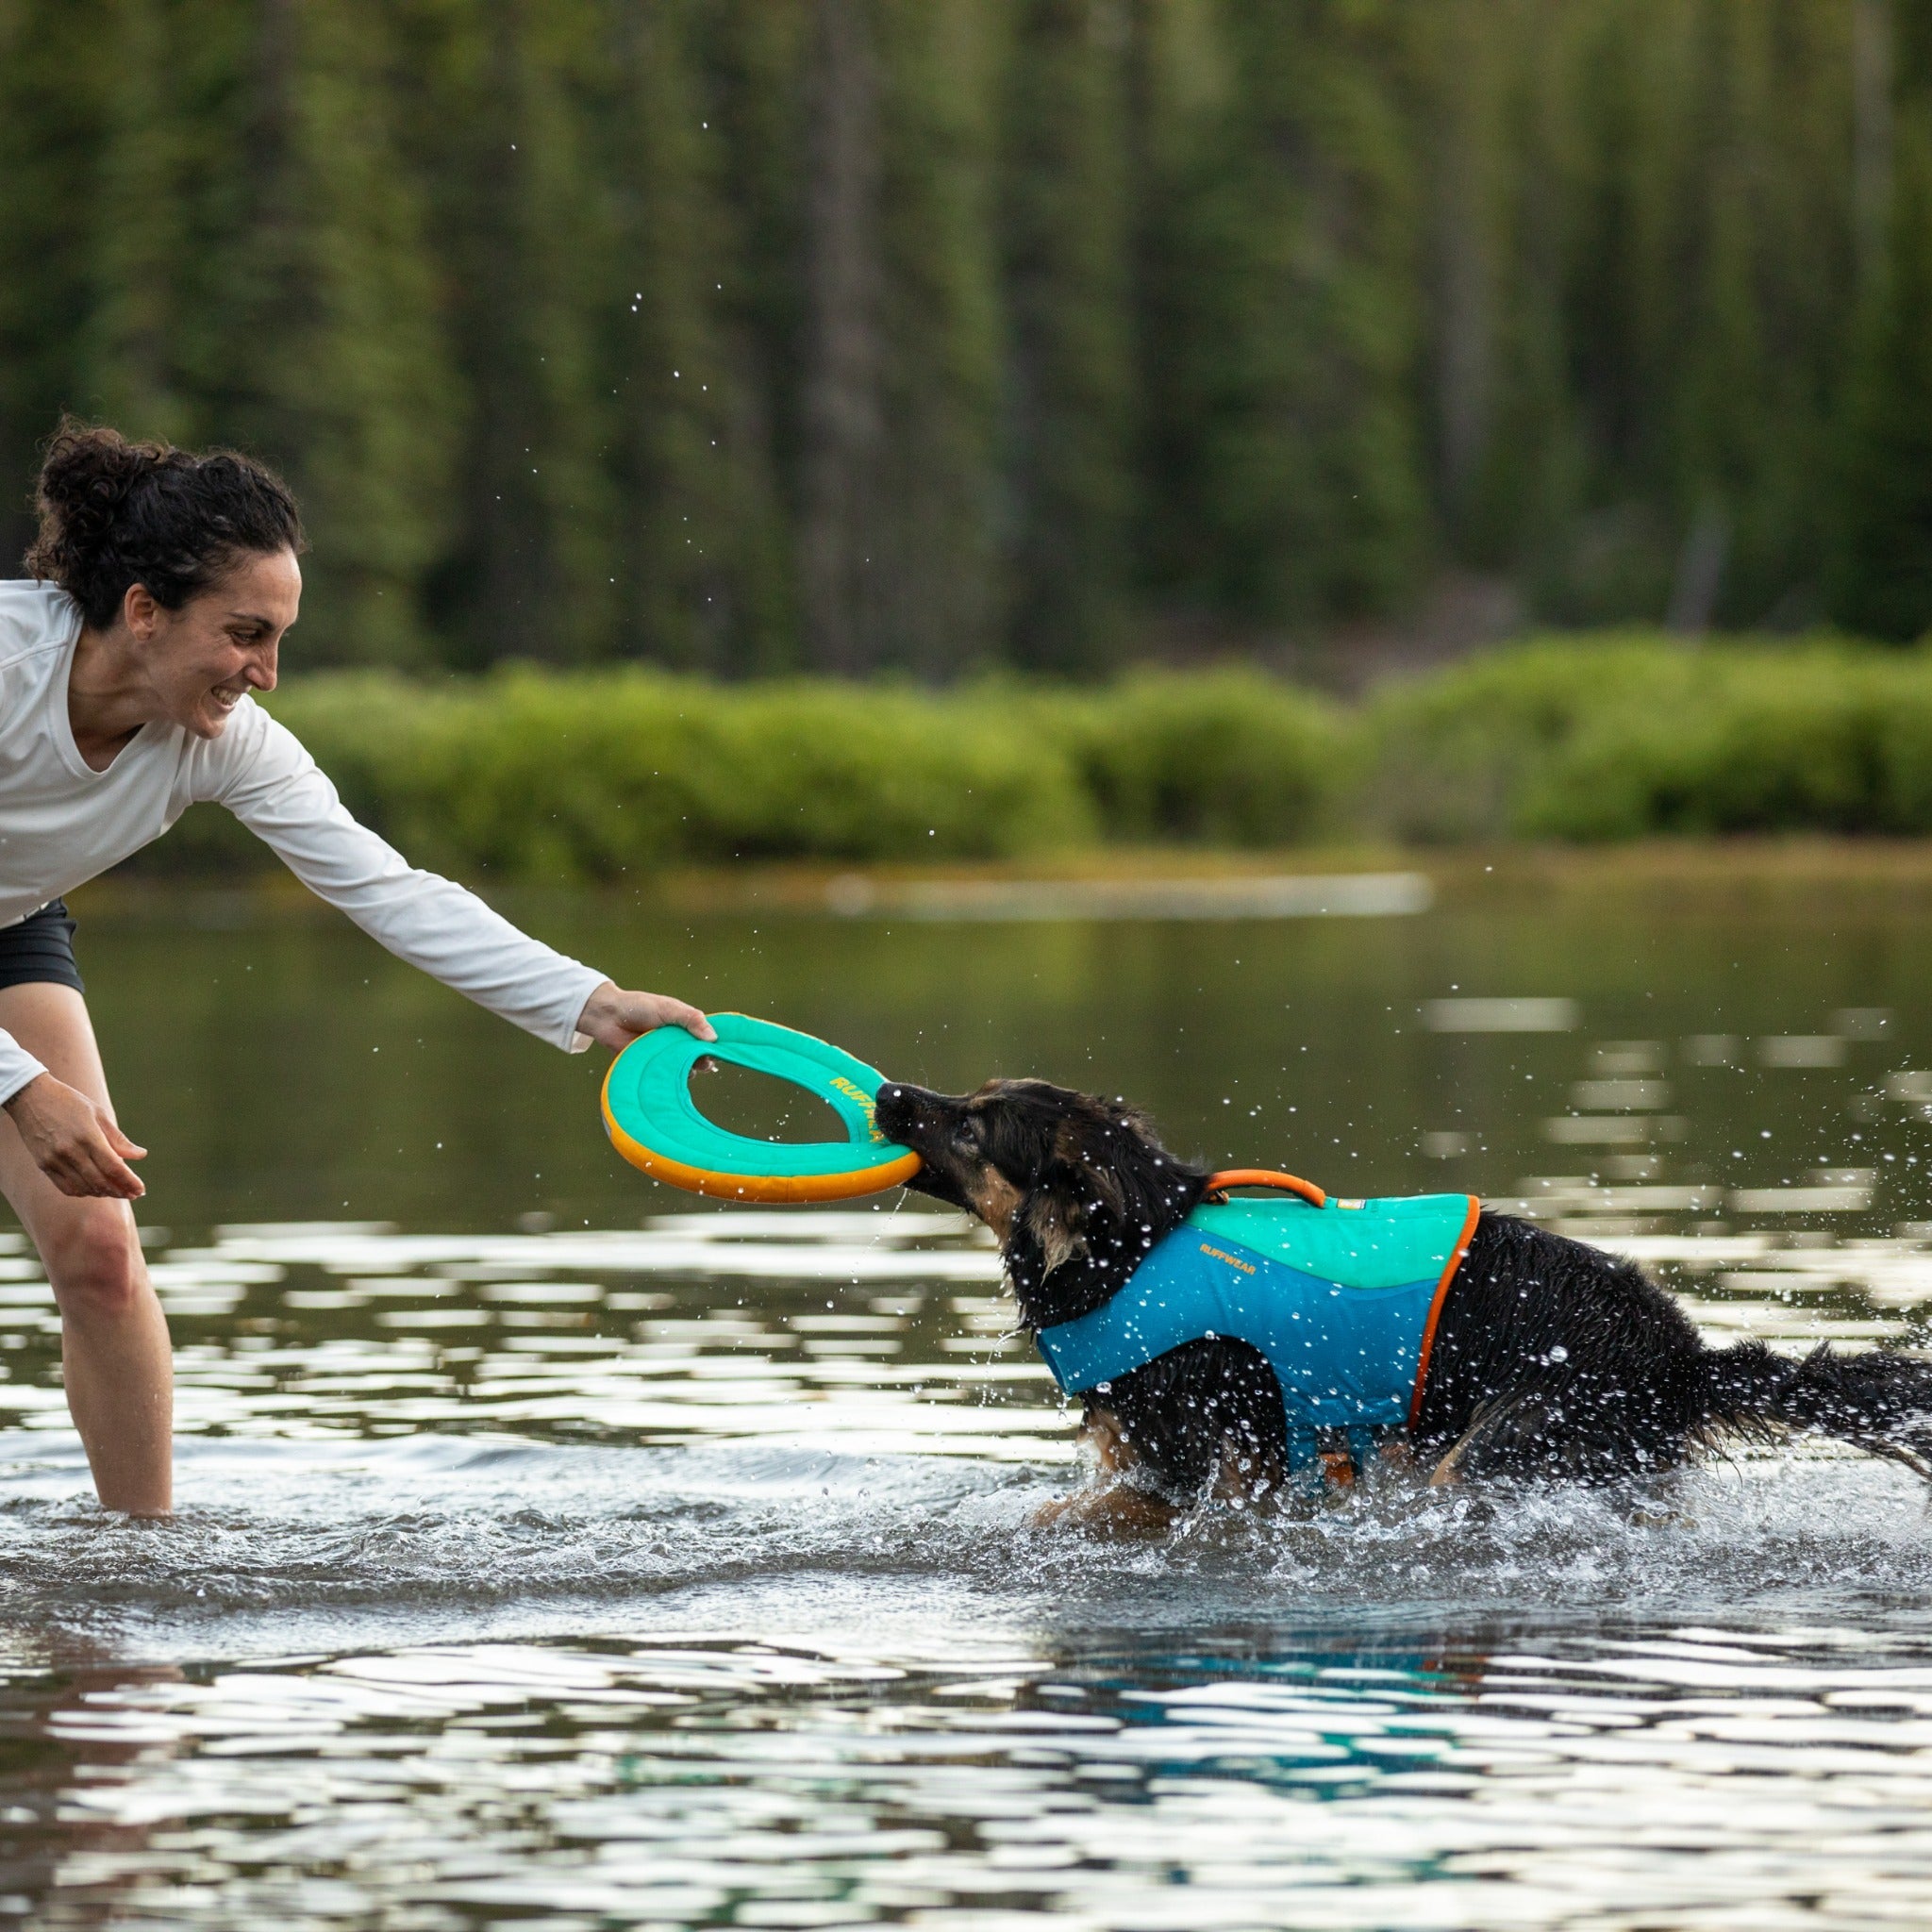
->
xmin=67 ymin=835 xmax=1932 ymax=924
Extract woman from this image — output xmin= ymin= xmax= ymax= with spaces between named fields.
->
xmin=0 ymin=422 xmax=715 ymax=1516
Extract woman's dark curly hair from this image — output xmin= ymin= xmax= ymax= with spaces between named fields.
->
xmin=24 ymin=418 xmax=306 ymax=629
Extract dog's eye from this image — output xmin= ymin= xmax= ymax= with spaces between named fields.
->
xmin=954 ymin=1119 xmax=983 ymax=1151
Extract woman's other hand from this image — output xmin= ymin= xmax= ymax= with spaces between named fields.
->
xmin=576 ymin=982 xmax=717 ymax=1051
xmin=3 ymin=1073 xmax=146 ymax=1199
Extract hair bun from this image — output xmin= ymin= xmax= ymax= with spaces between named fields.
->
xmin=22 ymin=416 xmax=303 ymax=627
xmin=32 ymin=423 xmax=170 ymax=558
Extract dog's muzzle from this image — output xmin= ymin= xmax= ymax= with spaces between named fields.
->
xmin=875 ymin=1082 xmax=941 ymax=1142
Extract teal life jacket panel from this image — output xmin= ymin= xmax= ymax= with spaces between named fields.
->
xmin=1033 ymin=1191 xmax=1479 ymax=1473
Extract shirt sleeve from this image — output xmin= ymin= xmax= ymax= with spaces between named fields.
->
xmin=204 ymin=703 xmax=608 ymax=1053
xmin=0 ymin=1033 xmax=48 ymax=1109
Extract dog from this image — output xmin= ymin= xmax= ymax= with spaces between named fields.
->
xmin=874 ymin=1076 xmax=1932 ymax=1530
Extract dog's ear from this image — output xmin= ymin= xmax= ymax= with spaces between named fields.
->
xmin=1050 ymin=1117 xmax=1128 ymax=1222
xmin=1020 ymin=1111 xmax=1141 ymax=1274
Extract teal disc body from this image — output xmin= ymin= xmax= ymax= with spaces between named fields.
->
xmin=600 ymin=1012 xmax=921 ymax=1201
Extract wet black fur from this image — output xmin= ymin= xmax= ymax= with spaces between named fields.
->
xmin=875 ymin=1076 xmax=1932 ymax=1497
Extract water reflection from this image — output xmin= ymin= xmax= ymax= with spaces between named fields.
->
xmin=8 ymin=1623 xmax=1932 ymax=1928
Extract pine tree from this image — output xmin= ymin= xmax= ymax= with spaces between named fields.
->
xmin=1124 ymin=0 xmax=1229 ymax=602
xmin=1666 ymin=0 xmax=1853 ymax=627
xmin=75 ymin=0 xmax=193 ymax=443
xmin=77 ymin=0 xmax=462 ymax=662
xmin=1832 ymin=101 xmax=1932 ymax=639
xmin=998 ymin=0 xmax=1136 ymax=673
xmin=872 ymin=0 xmax=1003 ymax=675
xmin=5 ymin=0 xmax=1927 ymax=669
xmin=1174 ymin=0 xmax=1426 ymax=630
xmin=604 ymin=0 xmax=790 ymax=673
xmin=0 ymin=0 xmax=119 ymax=568
xmin=407 ymin=0 xmax=617 ymax=665
xmin=250 ymin=0 xmax=458 ymax=665
xmin=705 ymin=0 xmax=813 ymax=500
xmin=1412 ymin=0 xmax=1505 ymax=548
xmin=1425 ymin=0 xmax=1860 ymax=628
xmin=776 ymin=0 xmax=1006 ymax=676
xmin=795 ymin=0 xmax=886 ymax=673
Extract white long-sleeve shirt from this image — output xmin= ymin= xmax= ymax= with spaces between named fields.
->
xmin=0 ymin=579 xmax=609 ymax=1106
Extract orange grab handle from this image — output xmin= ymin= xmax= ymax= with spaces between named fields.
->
xmin=1204 ymin=1168 xmax=1326 ymax=1209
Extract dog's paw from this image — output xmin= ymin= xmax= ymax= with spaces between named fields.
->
xmin=1030 ymin=1482 xmax=1177 ymax=1539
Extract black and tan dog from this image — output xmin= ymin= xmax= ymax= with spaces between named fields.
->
xmin=875 ymin=1077 xmax=1932 ymax=1529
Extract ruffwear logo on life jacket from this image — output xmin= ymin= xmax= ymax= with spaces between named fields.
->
xmin=1198 ymin=1242 xmax=1257 ymax=1275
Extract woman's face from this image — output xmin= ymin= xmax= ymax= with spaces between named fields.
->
xmin=128 ymin=547 xmax=302 ymax=740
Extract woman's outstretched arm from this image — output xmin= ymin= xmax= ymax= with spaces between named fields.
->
xmin=204 ymin=701 xmax=712 ymax=1050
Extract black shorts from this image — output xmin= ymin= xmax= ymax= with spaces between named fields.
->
xmin=0 ymin=901 xmax=84 ymax=994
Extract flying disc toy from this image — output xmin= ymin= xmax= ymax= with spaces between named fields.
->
xmin=601 ymin=1012 xmax=922 ymax=1203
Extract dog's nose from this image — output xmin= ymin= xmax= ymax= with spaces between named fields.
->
xmin=874 ymin=1083 xmax=926 ymax=1134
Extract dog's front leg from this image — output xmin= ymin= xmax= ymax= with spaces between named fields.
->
xmin=1032 ymin=1411 xmax=1178 ymax=1537
xmin=1033 ymin=1482 xmax=1178 ymax=1537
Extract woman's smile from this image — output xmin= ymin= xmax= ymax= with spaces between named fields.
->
xmin=187 ymin=664 xmax=272 ymax=740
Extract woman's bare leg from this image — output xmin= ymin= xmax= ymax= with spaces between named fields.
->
xmin=0 ymin=984 xmax=171 ymax=1513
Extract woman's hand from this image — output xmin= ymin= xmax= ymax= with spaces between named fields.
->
xmin=576 ymin=982 xmax=717 ymax=1051
xmin=4 ymin=1074 xmax=147 ymax=1199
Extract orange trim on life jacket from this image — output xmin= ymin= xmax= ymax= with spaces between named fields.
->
xmin=1407 ymin=1193 xmax=1482 ymax=1428
xmin=1204 ymin=1168 xmax=1327 ymax=1209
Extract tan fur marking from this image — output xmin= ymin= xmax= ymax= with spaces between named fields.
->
xmin=1211 ymin=1437 xmax=1289 ymax=1504
xmin=967 ymin=1168 xmax=1023 ymax=1242
xmin=1426 ymin=1426 xmax=1480 ymax=1487
xmin=1024 ymin=1192 xmax=1087 ymax=1274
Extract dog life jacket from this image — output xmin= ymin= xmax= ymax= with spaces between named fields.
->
xmin=1033 ymin=1182 xmax=1479 ymax=1474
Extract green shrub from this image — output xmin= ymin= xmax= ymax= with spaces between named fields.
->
xmin=1515 ymin=652 xmax=1894 ymax=839
xmin=1363 ymin=637 xmax=1689 ymax=842
xmin=1365 ymin=634 xmax=1932 ymax=841
xmin=1039 ymin=670 xmax=1359 ymax=844
xmin=115 ymin=637 xmax=1932 ymax=886
xmin=253 ymin=666 xmax=1351 ymax=880
xmin=265 ymin=670 xmax=1093 ymax=880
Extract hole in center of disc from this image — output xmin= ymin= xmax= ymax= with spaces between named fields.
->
xmin=690 ymin=1062 xmax=849 ymax=1144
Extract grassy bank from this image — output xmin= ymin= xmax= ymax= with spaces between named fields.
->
xmin=1369 ymin=638 xmax=1932 ymax=842
xmin=143 ymin=634 xmax=1932 ymax=882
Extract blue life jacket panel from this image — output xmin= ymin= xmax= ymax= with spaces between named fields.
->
xmin=1033 ymin=1191 xmax=1479 ymax=1470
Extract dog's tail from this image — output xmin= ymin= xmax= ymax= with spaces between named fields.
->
xmin=1702 ymin=1340 xmax=1932 ymax=1477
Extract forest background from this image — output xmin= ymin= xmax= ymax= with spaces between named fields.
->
xmin=9 ymin=0 xmax=1932 ymax=675
xmin=6 ymin=0 xmax=1932 ymax=871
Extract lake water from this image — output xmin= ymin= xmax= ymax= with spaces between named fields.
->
xmin=9 ymin=858 xmax=1932 ymax=1929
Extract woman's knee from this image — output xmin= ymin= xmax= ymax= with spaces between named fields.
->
xmin=40 ymin=1210 xmax=148 ymax=1320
